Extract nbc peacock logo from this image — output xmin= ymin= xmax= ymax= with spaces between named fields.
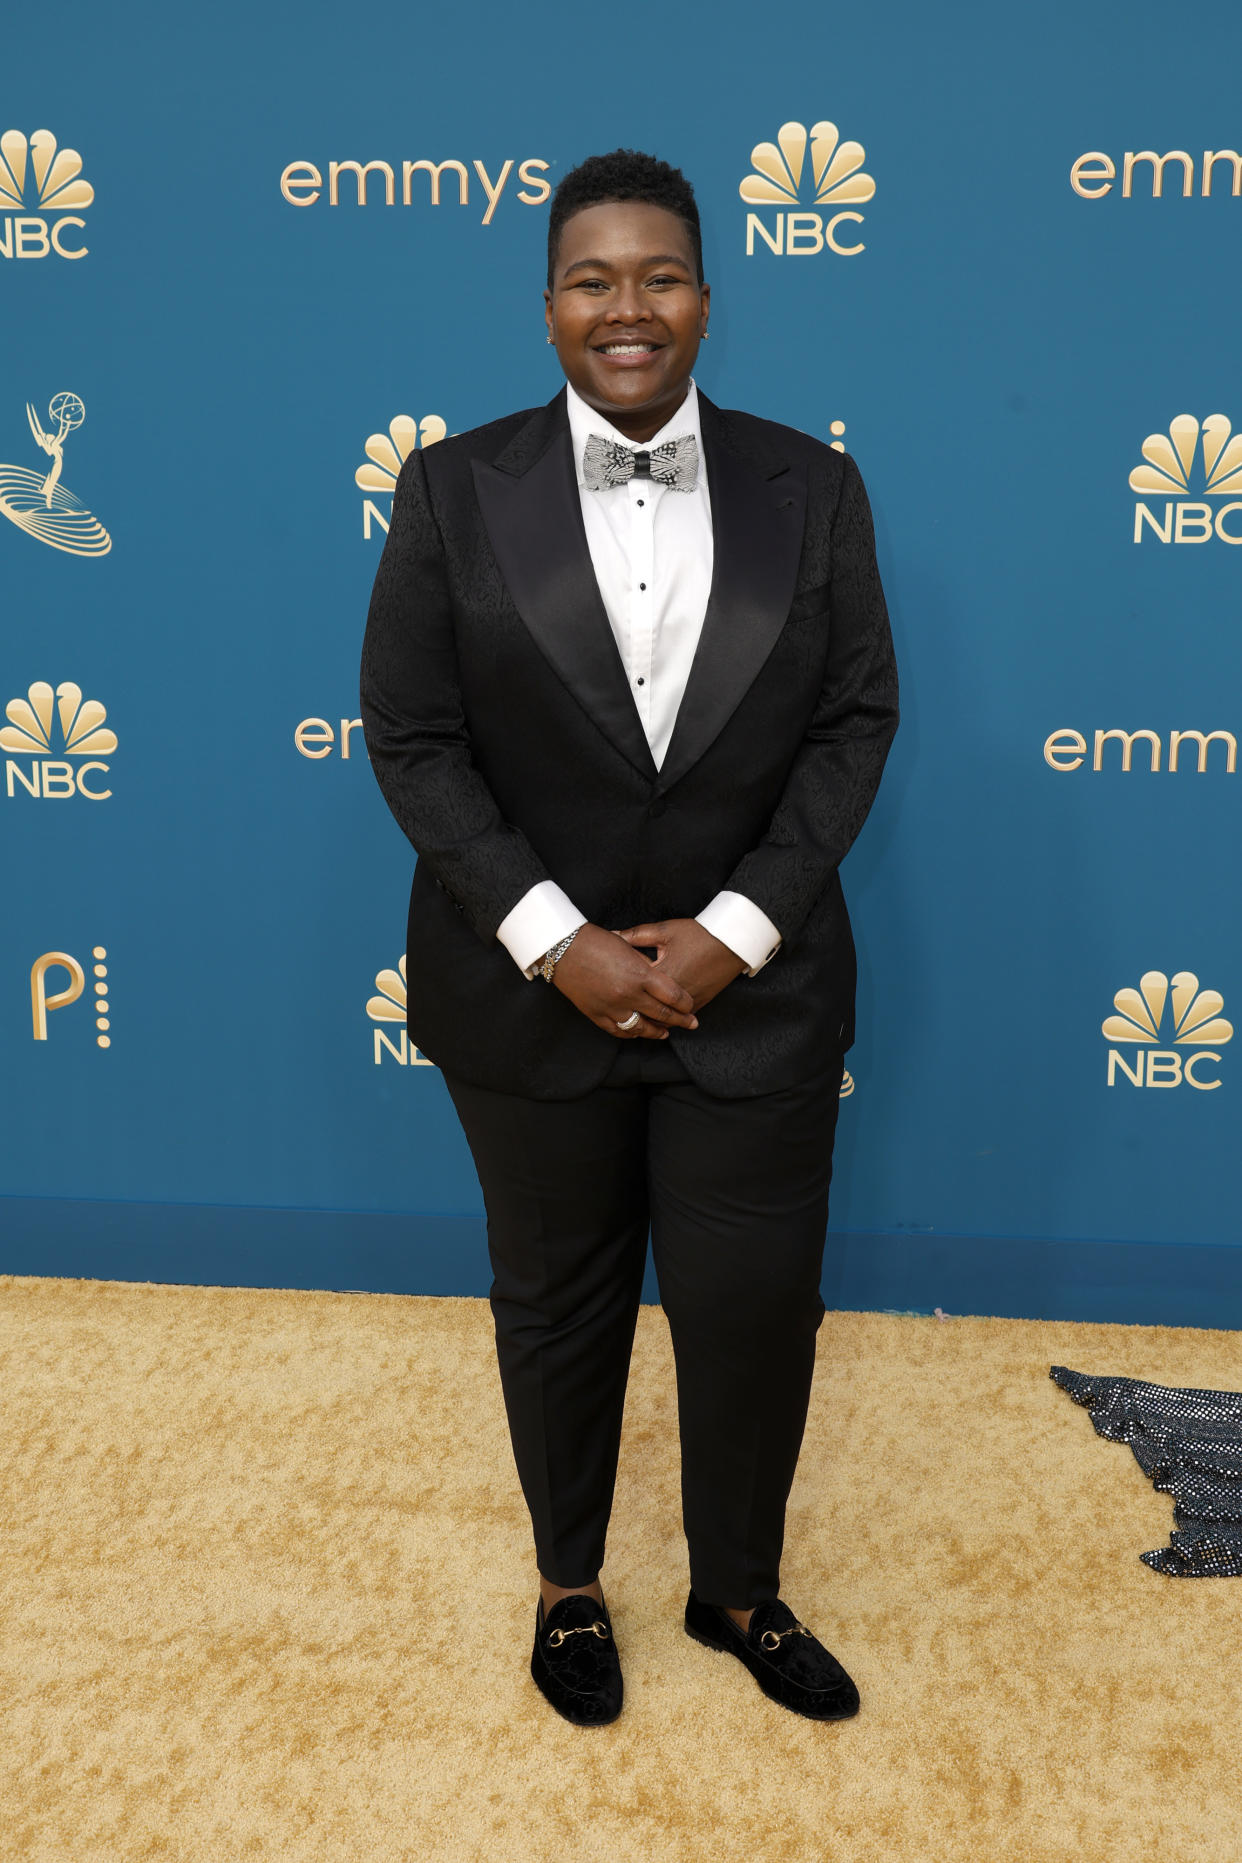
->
xmin=366 ymin=956 xmax=435 ymax=1066
xmin=1103 ymin=970 xmax=1233 ymax=1091
xmin=740 ymin=120 xmax=875 ymax=258
xmin=1130 ymin=414 xmax=1242 ymax=545
xmin=0 ymin=394 xmax=111 ymax=556
xmin=0 ymin=129 xmax=93 ymax=260
xmin=356 ymin=414 xmax=449 ymax=540
xmin=3 ymin=681 xmax=117 ymax=800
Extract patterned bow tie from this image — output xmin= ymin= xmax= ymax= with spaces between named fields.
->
xmin=581 ymin=432 xmax=699 ymax=493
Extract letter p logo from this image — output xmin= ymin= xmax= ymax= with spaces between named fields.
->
xmin=31 ymin=952 xmax=85 ymax=1040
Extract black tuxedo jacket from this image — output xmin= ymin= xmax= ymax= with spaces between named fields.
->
xmin=360 ymin=387 xmax=898 ymax=1100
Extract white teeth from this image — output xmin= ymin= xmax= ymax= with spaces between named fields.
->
xmin=601 ymin=343 xmax=656 ymax=355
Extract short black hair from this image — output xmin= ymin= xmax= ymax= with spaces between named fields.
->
xmin=547 ymin=149 xmax=703 ymax=289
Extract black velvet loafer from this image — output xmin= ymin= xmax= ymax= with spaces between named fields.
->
xmin=684 ymin=1590 xmax=860 ymax=1721
xmin=530 ymin=1593 xmax=623 ymax=1726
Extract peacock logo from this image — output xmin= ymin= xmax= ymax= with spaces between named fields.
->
xmin=366 ymin=956 xmax=434 ymax=1066
xmin=2 ymin=681 xmax=117 ymax=800
xmin=1103 ymin=971 xmax=1232 ymax=1090
xmin=367 ymin=958 xmax=407 ymax=1025
xmin=740 ymin=120 xmax=875 ymax=258
xmin=357 ymin=414 xmax=450 ymax=540
xmin=0 ymin=130 xmax=93 ymax=259
xmin=1130 ymin=414 xmax=1242 ymax=545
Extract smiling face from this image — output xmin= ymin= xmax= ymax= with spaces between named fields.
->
xmin=544 ymin=199 xmax=710 ymax=443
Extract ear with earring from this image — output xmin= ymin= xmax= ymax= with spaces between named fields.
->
xmin=702 ymin=327 xmax=710 ymax=339
xmin=547 ymin=331 xmax=554 ymax=344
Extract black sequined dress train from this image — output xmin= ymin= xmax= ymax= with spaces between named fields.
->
xmin=1052 ymin=1366 xmax=1242 ymax=1576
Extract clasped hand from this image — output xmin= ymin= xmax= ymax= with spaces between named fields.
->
xmin=552 ymin=920 xmax=745 ymax=1041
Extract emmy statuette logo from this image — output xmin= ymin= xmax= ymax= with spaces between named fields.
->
xmin=357 ymin=414 xmax=449 ymax=540
xmin=367 ymin=957 xmax=434 ymax=1066
xmin=0 ymin=394 xmax=111 ymax=556
xmin=31 ymin=946 xmax=112 ymax=1047
xmin=0 ymin=129 xmax=92 ymax=259
xmin=1103 ymin=971 xmax=1232 ymax=1090
xmin=741 ymin=120 xmax=875 ymax=257
xmin=3 ymin=682 xmax=117 ymax=799
xmin=1130 ymin=415 xmax=1242 ymax=545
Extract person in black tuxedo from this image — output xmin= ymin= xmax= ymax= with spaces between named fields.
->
xmin=360 ymin=150 xmax=898 ymax=1727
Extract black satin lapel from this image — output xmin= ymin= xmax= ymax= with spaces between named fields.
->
xmin=472 ymin=428 xmax=657 ymax=781
xmin=657 ymin=414 xmax=807 ymax=793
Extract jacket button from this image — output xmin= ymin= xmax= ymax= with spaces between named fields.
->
xmin=649 ymin=797 xmax=667 ymax=819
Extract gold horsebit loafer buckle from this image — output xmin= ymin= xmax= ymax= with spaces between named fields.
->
xmin=758 ymin=1620 xmax=812 ymax=1651
xmin=546 ymin=1620 xmax=610 ymax=1647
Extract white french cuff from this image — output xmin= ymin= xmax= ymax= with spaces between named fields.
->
xmin=695 ymin=891 xmax=783 ymax=977
xmin=496 ymin=880 xmax=587 ymax=980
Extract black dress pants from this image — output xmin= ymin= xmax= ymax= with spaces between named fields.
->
xmin=443 ymin=1038 xmax=842 ymax=1608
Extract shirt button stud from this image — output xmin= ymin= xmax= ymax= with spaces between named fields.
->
xmin=637 ymin=499 xmax=645 ymax=507
xmin=636 ymin=677 xmax=645 ymax=686
xmin=639 ymin=582 xmax=647 ymax=591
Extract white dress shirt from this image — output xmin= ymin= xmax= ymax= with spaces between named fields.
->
xmin=495 ymin=379 xmax=782 ymax=980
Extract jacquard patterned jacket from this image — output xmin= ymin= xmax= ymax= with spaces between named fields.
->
xmin=360 ymin=387 xmax=899 ymax=1099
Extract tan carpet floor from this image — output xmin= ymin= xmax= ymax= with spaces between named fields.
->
xmin=0 ymin=1273 xmax=1239 ymax=1861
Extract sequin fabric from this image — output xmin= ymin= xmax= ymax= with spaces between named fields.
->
xmin=581 ymin=431 xmax=699 ymax=492
xmin=1051 ymin=1366 xmax=1242 ymax=1576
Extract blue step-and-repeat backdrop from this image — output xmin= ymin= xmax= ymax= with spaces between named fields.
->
xmin=3 ymin=1 xmax=1240 ymax=1324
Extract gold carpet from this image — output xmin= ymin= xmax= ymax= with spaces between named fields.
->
xmin=0 ymin=1274 xmax=1239 ymax=1862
